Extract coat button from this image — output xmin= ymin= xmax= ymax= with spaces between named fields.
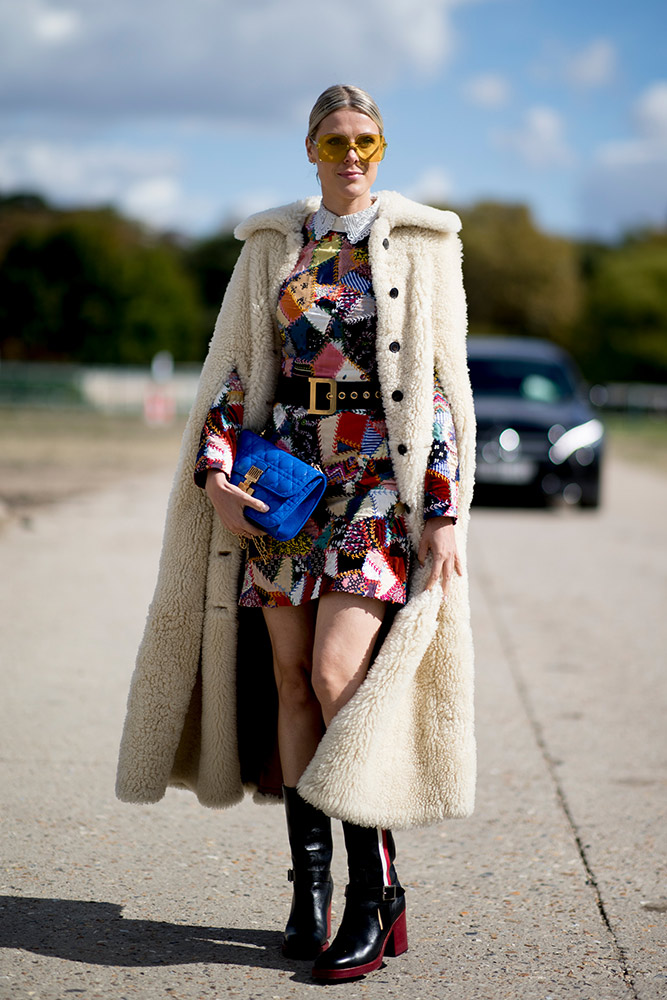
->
xmin=383 ymin=238 xmax=390 ymax=249
xmin=397 ymin=443 xmax=408 ymax=455
xmin=389 ymin=287 xmax=399 ymax=298
xmin=389 ymin=341 xmax=400 ymax=352
xmin=392 ymin=390 xmax=403 ymax=402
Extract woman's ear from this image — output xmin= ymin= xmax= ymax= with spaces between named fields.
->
xmin=305 ymin=136 xmax=317 ymax=164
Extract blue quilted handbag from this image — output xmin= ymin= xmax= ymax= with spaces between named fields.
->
xmin=230 ymin=430 xmax=327 ymax=541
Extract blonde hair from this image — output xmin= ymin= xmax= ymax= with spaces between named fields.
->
xmin=307 ymin=85 xmax=384 ymax=139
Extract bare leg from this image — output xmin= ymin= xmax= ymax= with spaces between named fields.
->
xmin=311 ymin=592 xmax=387 ymax=726
xmin=262 ymin=602 xmax=323 ymax=786
xmin=265 ymin=593 xmax=395 ymax=973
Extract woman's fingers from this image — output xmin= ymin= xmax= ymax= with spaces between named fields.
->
xmin=225 ymin=488 xmax=269 ymax=537
xmin=222 ymin=478 xmax=270 ymax=513
xmin=418 ymin=521 xmax=462 ymax=596
xmin=236 ymin=516 xmax=267 ymax=538
xmin=205 ymin=470 xmax=268 ymax=537
xmin=441 ymin=551 xmax=456 ymax=595
xmin=425 ymin=549 xmax=444 ymax=590
xmin=243 ymin=494 xmax=270 ymax=513
xmin=424 ymin=546 xmax=460 ymax=594
xmin=222 ymin=502 xmax=267 ymax=538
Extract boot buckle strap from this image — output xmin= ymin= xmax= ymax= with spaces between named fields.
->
xmin=287 ymin=867 xmax=332 ymax=886
xmin=344 ymin=883 xmax=401 ymax=901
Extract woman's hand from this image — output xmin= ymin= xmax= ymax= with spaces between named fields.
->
xmin=418 ymin=515 xmax=462 ymax=596
xmin=205 ymin=469 xmax=268 ymax=538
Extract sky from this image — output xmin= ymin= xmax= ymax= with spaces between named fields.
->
xmin=0 ymin=0 xmax=665 ymax=240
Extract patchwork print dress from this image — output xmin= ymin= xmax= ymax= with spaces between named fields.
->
xmin=195 ymin=208 xmax=459 ymax=607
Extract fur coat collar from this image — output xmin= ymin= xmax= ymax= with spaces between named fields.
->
xmin=234 ymin=190 xmax=461 ymax=239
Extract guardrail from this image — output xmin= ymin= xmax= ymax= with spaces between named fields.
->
xmin=589 ymin=382 xmax=667 ymax=414
xmin=0 ymin=361 xmax=201 ymax=419
xmin=1 ymin=363 xmax=666 ymax=417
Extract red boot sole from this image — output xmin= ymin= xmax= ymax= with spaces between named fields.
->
xmin=311 ymin=910 xmax=408 ymax=981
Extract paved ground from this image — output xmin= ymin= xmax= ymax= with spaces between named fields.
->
xmin=1 ymin=454 xmax=665 ymax=999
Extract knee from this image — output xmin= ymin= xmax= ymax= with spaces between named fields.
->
xmin=310 ymin=657 xmax=340 ymax=709
xmin=273 ymin=655 xmax=316 ymax=712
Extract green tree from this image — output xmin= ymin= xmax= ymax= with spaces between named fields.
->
xmin=577 ymin=231 xmax=667 ymax=383
xmin=185 ymin=230 xmax=242 ymax=328
xmin=0 ymin=209 xmax=207 ymax=363
xmin=454 ymin=201 xmax=581 ymax=343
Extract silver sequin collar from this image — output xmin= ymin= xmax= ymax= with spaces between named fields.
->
xmin=310 ymin=198 xmax=380 ymax=244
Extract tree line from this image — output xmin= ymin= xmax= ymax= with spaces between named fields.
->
xmin=1 ymin=192 xmax=666 ymax=383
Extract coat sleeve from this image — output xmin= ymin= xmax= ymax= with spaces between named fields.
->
xmin=193 ymin=369 xmax=245 ymax=487
xmin=423 ymin=367 xmax=459 ymax=521
xmin=190 ymin=229 xmax=277 ymax=475
xmin=430 ymin=229 xmax=475 ymax=520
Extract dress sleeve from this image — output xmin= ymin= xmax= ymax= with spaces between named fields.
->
xmin=193 ymin=368 xmax=245 ymax=488
xmin=423 ymin=368 xmax=459 ymax=521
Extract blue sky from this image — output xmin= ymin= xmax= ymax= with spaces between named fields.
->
xmin=0 ymin=0 xmax=665 ymax=239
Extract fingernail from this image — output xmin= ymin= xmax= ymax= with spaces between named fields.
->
xmin=259 ymin=503 xmax=269 ymax=512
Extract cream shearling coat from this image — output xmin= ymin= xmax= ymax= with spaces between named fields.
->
xmin=115 ymin=190 xmax=476 ymax=830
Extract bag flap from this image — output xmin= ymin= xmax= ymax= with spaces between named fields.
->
xmin=232 ymin=431 xmax=324 ymax=499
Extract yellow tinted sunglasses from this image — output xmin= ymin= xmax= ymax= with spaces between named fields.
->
xmin=314 ymin=132 xmax=387 ymax=164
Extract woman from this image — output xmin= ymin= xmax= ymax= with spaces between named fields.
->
xmin=116 ymin=85 xmax=476 ymax=982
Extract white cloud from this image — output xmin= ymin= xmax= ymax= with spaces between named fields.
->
xmin=530 ymin=37 xmax=616 ymax=92
xmin=0 ymin=0 xmax=469 ymax=122
xmin=0 ymin=139 xmax=178 ymax=199
xmin=222 ymin=190 xmax=286 ymax=230
xmin=122 ymin=176 xmax=185 ymax=229
xmin=634 ymin=80 xmax=667 ymax=142
xmin=582 ymin=81 xmax=667 ymax=237
xmin=0 ymin=137 xmax=215 ymax=229
xmin=496 ymin=107 xmax=573 ymax=168
xmin=565 ymin=38 xmax=616 ymax=89
xmin=32 ymin=5 xmax=82 ymax=45
xmin=407 ymin=166 xmax=453 ymax=205
xmin=595 ymin=80 xmax=667 ymax=168
xmin=462 ymin=73 xmax=510 ymax=109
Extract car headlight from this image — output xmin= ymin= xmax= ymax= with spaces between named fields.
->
xmin=499 ymin=428 xmax=520 ymax=452
xmin=548 ymin=419 xmax=604 ymax=464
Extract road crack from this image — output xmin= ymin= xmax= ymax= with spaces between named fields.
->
xmin=476 ymin=561 xmax=640 ymax=1000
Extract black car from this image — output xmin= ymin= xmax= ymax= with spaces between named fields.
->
xmin=468 ymin=336 xmax=604 ymax=507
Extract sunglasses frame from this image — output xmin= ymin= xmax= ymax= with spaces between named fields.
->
xmin=314 ymin=132 xmax=387 ymax=164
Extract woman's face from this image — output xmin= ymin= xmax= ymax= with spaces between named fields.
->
xmin=306 ymin=108 xmax=382 ymax=214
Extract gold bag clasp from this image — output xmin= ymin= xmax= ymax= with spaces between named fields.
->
xmin=238 ymin=465 xmax=263 ymax=495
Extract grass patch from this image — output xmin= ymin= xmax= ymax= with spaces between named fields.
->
xmin=0 ymin=407 xmax=188 ymax=513
xmin=603 ymin=412 xmax=667 ymax=472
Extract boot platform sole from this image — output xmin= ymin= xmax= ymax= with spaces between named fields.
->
xmin=311 ymin=909 xmax=408 ymax=981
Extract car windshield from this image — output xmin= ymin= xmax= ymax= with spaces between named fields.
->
xmin=469 ymin=357 xmax=576 ymax=402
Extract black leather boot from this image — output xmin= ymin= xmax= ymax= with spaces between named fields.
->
xmin=311 ymin=823 xmax=407 ymax=980
xmin=282 ymin=785 xmax=334 ymax=960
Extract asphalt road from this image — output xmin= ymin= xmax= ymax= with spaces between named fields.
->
xmin=1 ymin=454 xmax=665 ymax=1000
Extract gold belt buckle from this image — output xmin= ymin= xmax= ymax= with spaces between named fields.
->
xmin=308 ymin=377 xmax=337 ymax=415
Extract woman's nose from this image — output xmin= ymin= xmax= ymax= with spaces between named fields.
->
xmin=343 ymin=143 xmax=360 ymax=164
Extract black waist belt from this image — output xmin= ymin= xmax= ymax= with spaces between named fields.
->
xmin=276 ymin=374 xmax=383 ymax=415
